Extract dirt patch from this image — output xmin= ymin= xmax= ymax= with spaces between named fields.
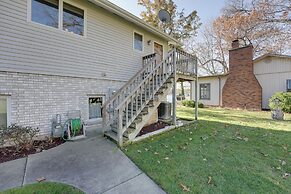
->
xmin=0 ymin=138 xmax=65 ymax=164
xmin=138 ymin=121 xmax=169 ymax=136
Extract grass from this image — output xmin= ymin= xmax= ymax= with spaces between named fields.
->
xmin=124 ymin=106 xmax=291 ymax=194
xmin=0 ymin=182 xmax=84 ymax=194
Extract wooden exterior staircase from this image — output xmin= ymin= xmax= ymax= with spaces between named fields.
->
xmin=102 ymin=48 xmax=197 ymax=146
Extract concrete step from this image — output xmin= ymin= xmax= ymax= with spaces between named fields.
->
xmin=104 ymin=131 xmax=118 ymax=143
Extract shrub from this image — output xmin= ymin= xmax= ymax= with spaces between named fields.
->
xmin=269 ymin=92 xmax=291 ymax=113
xmin=0 ymin=124 xmax=39 ymax=150
xmin=181 ymin=100 xmax=204 ymax=108
xmin=198 ymin=102 xmax=204 ymax=108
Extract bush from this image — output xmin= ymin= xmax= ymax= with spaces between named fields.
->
xmin=198 ymin=102 xmax=204 ymax=108
xmin=0 ymin=124 xmax=39 ymax=150
xmin=269 ymin=92 xmax=291 ymax=113
xmin=182 ymin=100 xmax=204 ymax=108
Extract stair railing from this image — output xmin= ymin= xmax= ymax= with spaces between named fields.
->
xmin=103 ymin=48 xmax=197 ymax=146
xmin=113 ymin=50 xmax=176 ymax=145
xmin=102 ymin=53 xmax=157 ymax=133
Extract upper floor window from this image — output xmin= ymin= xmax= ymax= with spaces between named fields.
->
xmin=287 ymin=80 xmax=291 ymax=92
xmin=30 ymin=0 xmax=85 ymax=36
xmin=63 ymin=2 xmax=84 ymax=36
xmin=32 ymin=0 xmax=59 ymax=28
xmin=200 ymin=83 xmax=210 ymax=100
xmin=134 ymin=32 xmax=143 ymax=51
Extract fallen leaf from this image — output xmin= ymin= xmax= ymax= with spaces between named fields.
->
xmin=36 ymin=177 xmax=46 ymax=182
xmin=179 ymin=183 xmax=190 ymax=192
xmin=208 ymin=176 xmax=212 ymax=184
xmin=259 ymin=152 xmax=268 ymax=157
xmin=282 ymin=173 xmax=290 ymax=179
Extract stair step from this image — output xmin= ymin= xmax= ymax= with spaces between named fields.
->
xmin=104 ymin=131 xmax=118 ymax=142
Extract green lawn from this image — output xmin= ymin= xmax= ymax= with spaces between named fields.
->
xmin=1 ymin=182 xmax=84 ymax=194
xmin=124 ymin=106 xmax=291 ymax=194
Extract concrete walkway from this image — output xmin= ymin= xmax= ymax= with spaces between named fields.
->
xmin=0 ymin=136 xmax=166 ymax=194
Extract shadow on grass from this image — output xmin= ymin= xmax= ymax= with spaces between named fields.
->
xmin=125 ymin=119 xmax=291 ymax=194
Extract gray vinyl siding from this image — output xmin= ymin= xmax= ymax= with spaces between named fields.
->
xmin=0 ymin=0 xmax=170 ymax=81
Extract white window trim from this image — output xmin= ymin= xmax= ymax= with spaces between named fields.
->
xmin=0 ymin=96 xmax=11 ymax=127
xmin=88 ymin=95 xmax=105 ymax=121
xmin=7 ymin=96 xmax=11 ymax=127
xmin=153 ymin=41 xmax=165 ymax=59
xmin=133 ymin=31 xmax=144 ymax=52
xmin=27 ymin=0 xmax=87 ymax=38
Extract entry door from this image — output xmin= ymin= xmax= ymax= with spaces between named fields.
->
xmin=154 ymin=42 xmax=163 ymax=63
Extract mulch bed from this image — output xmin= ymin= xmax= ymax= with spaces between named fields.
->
xmin=0 ymin=138 xmax=65 ymax=164
xmin=138 ymin=121 xmax=169 ymax=136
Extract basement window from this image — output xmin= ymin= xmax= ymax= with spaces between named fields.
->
xmin=287 ymin=80 xmax=291 ymax=92
xmin=31 ymin=0 xmax=59 ymax=28
xmin=200 ymin=83 xmax=211 ymax=100
xmin=0 ymin=96 xmax=10 ymax=127
xmin=89 ymin=97 xmax=103 ymax=120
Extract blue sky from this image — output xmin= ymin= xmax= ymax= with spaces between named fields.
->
xmin=108 ymin=0 xmax=226 ymax=27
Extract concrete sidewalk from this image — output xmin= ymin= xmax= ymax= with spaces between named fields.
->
xmin=0 ymin=136 xmax=166 ymax=194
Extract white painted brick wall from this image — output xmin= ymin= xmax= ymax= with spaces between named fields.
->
xmin=0 ymin=71 xmax=124 ymax=136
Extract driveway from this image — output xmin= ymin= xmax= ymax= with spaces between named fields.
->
xmin=0 ymin=136 xmax=166 ymax=194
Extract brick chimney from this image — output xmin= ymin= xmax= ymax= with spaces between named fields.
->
xmin=222 ymin=40 xmax=262 ymax=110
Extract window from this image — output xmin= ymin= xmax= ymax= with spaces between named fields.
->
xmin=30 ymin=0 xmax=85 ymax=36
xmin=200 ymin=83 xmax=210 ymax=100
xmin=134 ymin=32 xmax=143 ymax=51
xmin=89 ymin=97 xmax=103 ymax=120
xmin=0 ymin=96 xmax=10 ymax=127
xmin=63 ymin=2 xmax=84 ymax=36
xmin=31 ymin=0 xmax=59 ymax=28
xmin=287 ymin=80 xmax=291 ymax=92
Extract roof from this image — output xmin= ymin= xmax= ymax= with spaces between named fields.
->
xmin=198 ymin=73 xmax=228 ymax=79
xmin=88 ymin=0 xmax=180 ymax=45
xmin=199 ymin=54 xmax=291 ymax=79
xmin=254 ymin=54 xmax=291 ymax=63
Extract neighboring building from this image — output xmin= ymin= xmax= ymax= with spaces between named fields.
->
xmin=0 ymin=0 xmax=197 ymax=144
xmin=192 ymin=40 xmax=291 ymax=110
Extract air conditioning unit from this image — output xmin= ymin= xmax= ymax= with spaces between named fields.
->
xmin=158 ymin=102 xmax=172 ymax=120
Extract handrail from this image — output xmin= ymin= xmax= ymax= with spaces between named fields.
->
xmin=116 ymin=50 xmax=174 ymax=110
xmin=102 ymin=53 xmax=157 ymax=108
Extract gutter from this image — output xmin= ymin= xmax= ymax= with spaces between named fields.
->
xmin=88 ymin=0 xmax=181 ymax=45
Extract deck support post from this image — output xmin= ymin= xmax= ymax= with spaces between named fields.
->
xmin=195 ymin=58 xmax=198 ymax=121
xmin=172 ymin=48 xmax=177 ymax=125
